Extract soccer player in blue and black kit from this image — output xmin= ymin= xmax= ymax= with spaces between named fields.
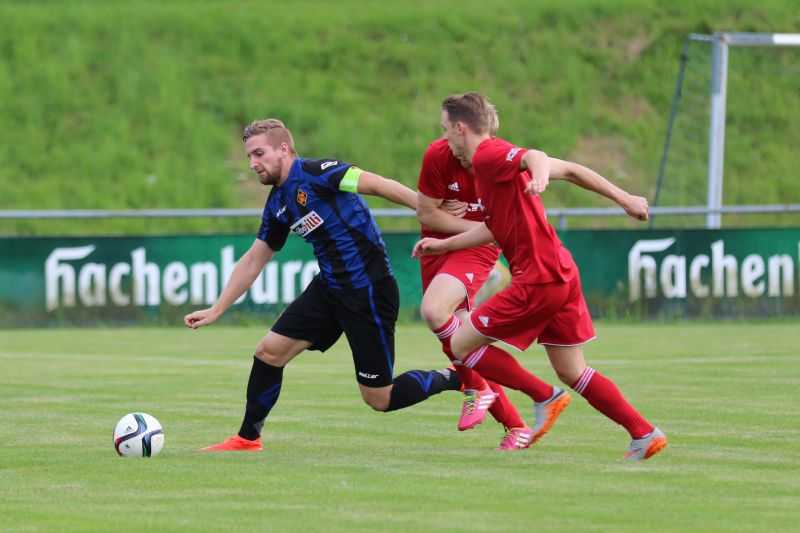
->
xmin=184 ymin=119 xmax=460 ymax=451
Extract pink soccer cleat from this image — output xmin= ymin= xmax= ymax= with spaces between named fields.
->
xmin=497 ymin=426 xmax=535 ymax=451
xmin=201 ymin=435 xmax=263 ymax=452
xmin=458 ymin=387 xmax=497 ymax=431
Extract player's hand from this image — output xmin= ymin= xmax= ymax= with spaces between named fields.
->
xmin=622 ymin=194 xmax=649 ymax=221
xmin=412 ymin=237 xmax=449 ymax=257
xmin=184 ymin=308 xmax=221 ymax=329
xmin=441 ymin=199 xmax=468 ymax=218
xmin=524 ymin=171 xmax=549 ymax=195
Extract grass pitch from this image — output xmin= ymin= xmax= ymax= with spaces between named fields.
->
xmin=1 ymin=323 xmax=798 ymax=532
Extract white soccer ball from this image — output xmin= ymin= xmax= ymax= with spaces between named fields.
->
xmin=113 ymin=412 xmax=165 ymax=457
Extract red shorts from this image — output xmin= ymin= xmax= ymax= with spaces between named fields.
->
xmin=469 ymin=271 xmax=596 ymax=350
xmin=420 ymin=244 xmax=501 ymax=311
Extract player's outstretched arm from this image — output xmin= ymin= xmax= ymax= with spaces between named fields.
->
xmin=184 ymin=239 xmax=274 ymax=329
xmin=356 ymin=171 xmax=417 ymax=210
xmin=412 ymin=222 xmax=494 ymax=257
xmin=416 ymin=191 xmax=482 ymax=235
xmin=548 ymin=158 xmax=649 ymax=221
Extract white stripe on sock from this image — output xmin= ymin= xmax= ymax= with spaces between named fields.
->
xmin=574 ymin=367 xmax=596 ymax=394
xmin=434 ymin=317 xmax=461 ymax=340
xmin=464 ymin=345 xmax=488 ymax=368
xmin=578 ymin=368 xmax=594 ymax=393
xmin=575 ymin=368 xmax=590 ymax=392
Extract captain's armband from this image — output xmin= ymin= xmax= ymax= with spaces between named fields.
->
xmin=339 ymin=167 xmax=363 ymax=192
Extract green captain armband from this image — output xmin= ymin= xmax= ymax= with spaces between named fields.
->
xmin=339 ymin=167 xmax=363 ymax=192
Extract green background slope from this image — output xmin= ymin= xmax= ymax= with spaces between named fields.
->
xmin=1 ymin=0 xmax=798 ymax=234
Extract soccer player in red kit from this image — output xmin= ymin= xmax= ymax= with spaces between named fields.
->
xmin=417 ymin=106 xmax=568 ymax=450
xmin=414 ymin=93 xmax=667 ymax=460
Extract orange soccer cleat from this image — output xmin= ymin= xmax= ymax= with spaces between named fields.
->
xmin=201 ymin=435 xmax=263 ymax=452
xmin=531 ymin=387 xmax=571 ymax=445
xmin=624 ymin=427 xmax=667 ymax=461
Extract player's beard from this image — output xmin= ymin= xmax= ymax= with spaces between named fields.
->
xmin=257 ymin=160 xmax=283 ymax=186
xmin=258 ymin=171 xmax=279 ymax=186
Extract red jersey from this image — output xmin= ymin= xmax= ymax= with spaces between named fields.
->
xmin=471 ymin=137 xmax=574 ymax=285
xmin=417 ymin=138 xmax=487 ymax=239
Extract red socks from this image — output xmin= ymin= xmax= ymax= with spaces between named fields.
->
xmin=464 ymin=345 xmax=554 ymax=403
xmin=433 ymin=316 xmax=487 ymax=390
xmin=486 ymin=380 xmax=525 ymax=429
xmin=572 ymin=367 xmax=653 ymax=439
xmin=435 ymin=316 xmax=654 ymax=438
xmin=433 ymin=316 xmax=524 ymax=429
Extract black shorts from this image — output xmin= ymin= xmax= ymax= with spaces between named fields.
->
xmin=271 ymin=275 xmax=399 ymax=387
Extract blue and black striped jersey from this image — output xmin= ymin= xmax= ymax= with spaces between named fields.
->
xmin=257 ymin=158 xmax=393 ymax=289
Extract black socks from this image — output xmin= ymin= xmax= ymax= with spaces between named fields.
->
xmin=386 ymin=368 xmax=460 ymax=412
xmin=238 ymin=356 xmax=284 ymax=440
xmin=236 ymin=359 xmax=461 ymax=436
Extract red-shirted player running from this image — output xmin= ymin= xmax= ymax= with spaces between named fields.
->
xmin=413 ymin=92 xmax=667 ymax=460
xmin=417 ymin=129 xmax=565 ymax=451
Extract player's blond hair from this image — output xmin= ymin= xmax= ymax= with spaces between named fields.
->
xmin=242 ymin=118 xmax=297 ymax=154
xmin=442 ymin=92 xmax=494 ymax=134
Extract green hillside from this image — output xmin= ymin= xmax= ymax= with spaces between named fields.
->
xmin=1 ymin=0 xmax=798 ymax=235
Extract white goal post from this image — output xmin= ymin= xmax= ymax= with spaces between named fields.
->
xmin=704 ymin=32 xmax=800 ymax=228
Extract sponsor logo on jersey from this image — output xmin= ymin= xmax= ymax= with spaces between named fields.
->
xmin=296 ymin=188 xmax=308 ymax=206
xmin=276 ymin=205 xmax=287 ymax=217
xmin=447 ymin=182 xmax=460 ymax=192
xmin=506 ymin=147 xmax=521 ymax=161
xmin=478 ymin=315 xmax=490 ymax=327
xmin=467 ymin=200 xmax=484 ymax=213
xmin=320 ymin=160 xmax=338 ymax=170
xmin=290 ymin=211 xmax=324 ymax=237
xmin=465 ymin=272 xmax=474 ymax=283
xmin=358 ymin=371 xmax=379 ymax=379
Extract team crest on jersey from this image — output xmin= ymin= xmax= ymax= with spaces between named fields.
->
xmin=296 ymin=188 xmax=308 ymax=206
xmin=290 ymin=210 xmax=324 ymax=237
